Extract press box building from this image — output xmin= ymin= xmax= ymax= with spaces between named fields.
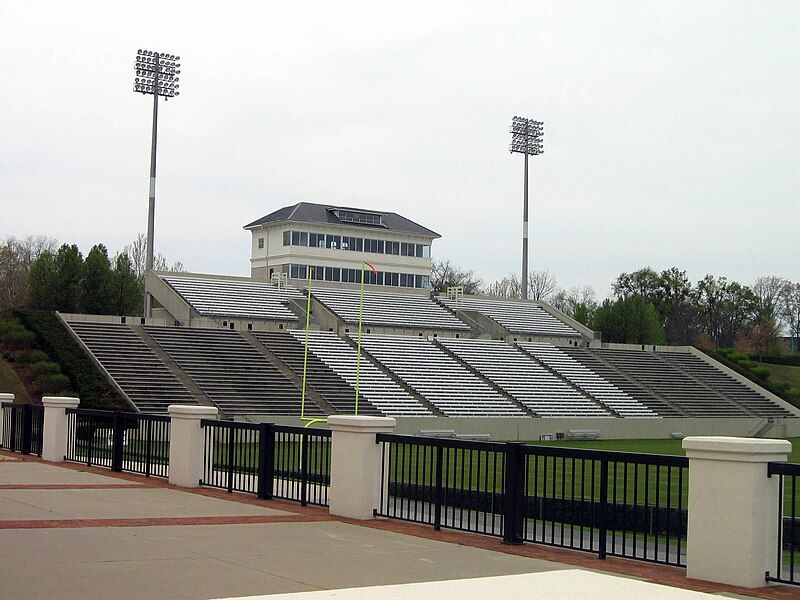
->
xmin=244 ymin=202 xmax=439 ymax=294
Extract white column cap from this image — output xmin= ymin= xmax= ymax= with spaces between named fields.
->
xmin=167 ymin=404 xmax=219 ymax=419
xmin=683 ymin=436 xmax=791 ymax=463
xmin=41 ymin=396 xmax=80 ymax=408
xmin=328 ymin=415 xmax=396 ymax=433
xmin=0 ymin=393 xmax=15 ymax=403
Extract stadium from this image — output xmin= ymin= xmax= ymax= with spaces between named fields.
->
xmin=53 ymin=201 xmax=799 ymax=440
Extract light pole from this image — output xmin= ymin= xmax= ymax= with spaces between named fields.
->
xmin=509 ymin=116 xmax=543 ymax=300
xmin=134 ymin=49 xmax=181 ymax=316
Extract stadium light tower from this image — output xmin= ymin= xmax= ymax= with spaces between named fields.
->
xmin=509 ymin=116 xmax=544 ymax=300
xmin=133 ymin=49 xmax=181 ymax=317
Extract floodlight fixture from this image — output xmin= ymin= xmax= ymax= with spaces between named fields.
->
xmin=509 ymin=116 xmax=544 ymax=300
xmin=133 ymin=48 xmax=183 ymax=317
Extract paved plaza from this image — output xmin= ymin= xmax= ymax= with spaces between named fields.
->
xmin=0 ymin=453 xmax=793 ymax=599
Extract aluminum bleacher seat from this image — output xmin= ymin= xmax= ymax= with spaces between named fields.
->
xmin=518 ymin=342 xmax=657 ymax=418
xmin=658 ymin=351 xmax=792 ymax=417
xmin=162 ymin=275 xmax=302 ymax=321
xmin=438 ymin=295 xmax=583 ymax=338
xmin=284 ymin=330 xmax=432 ymax=417
xmin=312 ymin=288 xmax=470 ymax=332
xmin=66 ymin=321 xmax=197 ymax=414
xmin=559 ymin=346 xmax=683 ymax=417
xmin=356 ymin=334 xmax=528 ymax=417
xmin=145 ymin=326 xmax=321 ymax=416
xmin=437 ymin=338 xmax=610 ymax=417
xmin=253 ymin=331 xmax=380 ymax=416
xmin=591 ymin=348 xmax=748 ymax=417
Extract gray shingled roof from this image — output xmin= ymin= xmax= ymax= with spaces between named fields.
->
xmin=243 ymin=202 xmax=440 ymax=238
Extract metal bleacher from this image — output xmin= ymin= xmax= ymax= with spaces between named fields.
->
xmin=437 ymin=338 xmax=610 ymax=417
xmin=658 ymin=351 xmax=792 ymax=418
xmin=313 ymin=288 xmax=470 ymax=332
xmin=253 ymin=331 xmax=381 ymax=416
xmin=145 ymin=326 xmax=320 ymax=416
xmin=66 ymin=321 xmax=197 ymax=414
xmin=438 ymin=295 xmax=583 ymax=338
xmin=284 ymin=330 xmax=432 ymax=417
xmin=162 ymin=275 xmax=302 ymax=321
xmin=591 ymin=348 xmax=749 ymax=417
xmin=518 ymin=342 xmax=657 ymax=418
xmin=356 ymin=334 xmax=528 ymax=417
xmin=559 ymin=346 xmax=684 ymax=417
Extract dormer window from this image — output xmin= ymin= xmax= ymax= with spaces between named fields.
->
xmin=333 ymin=209 xmax=384 ymax=226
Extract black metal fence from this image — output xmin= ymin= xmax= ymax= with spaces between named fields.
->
xmin=1 ymin=402 xmax=44 ymax=456
xmin=375 ymin=434 xmax=688 ymax=568
xmin=766 ymin=462 xmax=800 ymax=586
xmin=65 ymin=408 xmax=170 ymax=477
xmin=200 ymin=420 xmax=331 ymax=506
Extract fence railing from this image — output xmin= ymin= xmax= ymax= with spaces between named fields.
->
xmin=375 ymin=434 xmax=688 ymax=567
xmin=199 ymin=420 xmax=331 ymax=506
xmin=65 ymin=408 xmax=170 ymax=477
xmin=1 ymin=402 xmax=44 ymax=456
xmin=766 ymin=461 xmax=800 ymax=586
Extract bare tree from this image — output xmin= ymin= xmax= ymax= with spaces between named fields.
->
xmin=781 ymin=283 xmax=800 ymax=349
xmin=485 ymin=274 xmax=522 ymax=299
xmin=528 ymin=270 xmax=558 ymax=302
xmin=124 ymin=233 xmax=185 ymax=279
xmin=753 ymin=276 xmax=790 ymax=328
xmin=0 ymin=235 xmax=58 ymax=311
xmin=429 ymin=260 xmax=482 ymax=294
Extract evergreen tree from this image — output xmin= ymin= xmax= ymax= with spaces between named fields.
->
xmin=111 ymin=253 xmax=141 ymax=315
xmin=26 ymin=251 xmax=57 ymax=310
xmin=52 ymin=244 xmax=84 ymax=312
xmin=81 ymin=244 xmax=113 ymax=314
xmin=593 ymin=295 xmax=666 ymax=345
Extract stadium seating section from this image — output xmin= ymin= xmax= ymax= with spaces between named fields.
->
xmin=62 ymin=285 xmax=794 ymax=420
xmin=313 ymin=288 xmax=470 ymax=332
xmin=437 ymin=295 xmax=583 ymax=338
xmin=145 ymin=326 xmax=320 ymax=416
xmin=65 ymin=321 xmax=197 ymax=414
xmin=355 ymin=334 xmax=529 ymax=417
xmin=163 ymin=275 xmax=302 ymax=321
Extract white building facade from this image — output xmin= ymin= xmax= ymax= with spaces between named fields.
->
xmin=245 ymin=203 xmax=439 ymax=294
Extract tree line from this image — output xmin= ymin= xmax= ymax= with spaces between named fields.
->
xmin=431 ymin=260 xmax=800 ymax=352
xmin=0 ymin=234 xmax=184 ymax=316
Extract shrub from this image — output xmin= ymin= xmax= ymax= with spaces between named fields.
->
xmin=28 ymin=350 xmax=49 ymax=363
xmin=2 ymin=329 xmax=36 ymax=351
xmin=32 ymin=373 xmax=72 ymax=394
xmin=749 ymin=366 xmax=770 ymax=381
xmin=30 ymin=361 xmax=61 ymax=377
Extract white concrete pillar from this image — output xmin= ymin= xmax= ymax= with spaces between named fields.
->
xmin=41 ymin=396 xmax=80 ymax=462
xmin=683 ymin=436 xmax=791 ymax=588
xmin=168 ymin=404 xmax=218 ymax=488
xmin=0 ymin=393 xmax=13 ymax=442
xmin=328 ymin=415 xmax=396 ymax=520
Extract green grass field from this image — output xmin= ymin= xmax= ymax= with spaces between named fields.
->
xmin=764 ymin=363 xmax=800 ymax=398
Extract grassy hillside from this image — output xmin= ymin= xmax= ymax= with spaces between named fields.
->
xmin=762 ymin=363 xmax=800 ymax=399
xmin=0 ymin=356 xmax=31 ymax=402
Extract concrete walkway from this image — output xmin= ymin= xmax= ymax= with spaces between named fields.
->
xmin=0 ymin=455 xmax=793 ymax=600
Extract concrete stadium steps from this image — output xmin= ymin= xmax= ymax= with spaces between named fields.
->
xmin=355 ymin=334 xmax=529 ymax=418
xmin=518 ymin=342 xmax=657 ymax=418
xmin=252 ymin=331 xmax=381 ymax=416
xmin=65 ymin=321 xmax=198 ymax=414
xmin=437 ymin=296 xmax=583 ymax=338
xmin=285 ymin=331 xmax=432 ymax=417
xmin=590 ymin=348 xmax=749 ymax=418
xmin=436 ymin=338 xmax=610 ymax=418
xmin=657 ymin=351 xmax=793 ymax=418
xmin=145 ymin=326 xmax=323 ymax=417
xmin=162 ymin=275 xmax=303 ymax=321
xmin=312 ymin=288 xmax=470 ymax=332
xmin=558 ymin=347 xmax=685 ymax=417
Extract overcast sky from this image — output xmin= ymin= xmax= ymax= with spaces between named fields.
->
xmin=2 ymin=1 xmax=798 ymax=297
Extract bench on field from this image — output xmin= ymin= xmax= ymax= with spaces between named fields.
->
xmin=567 ymin=429 xmax=600 ymax=440
xmin=420 ymin=429 xmax=457 ymax=438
